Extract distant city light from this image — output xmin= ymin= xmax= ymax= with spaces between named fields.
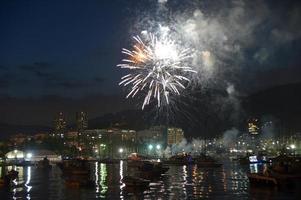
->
xmin=26 ymin=153 xmax=32 ymax=158
xmin=156 ymin=144 xmax=161 ymax=150
xmin=148 ymin=144 xmax=153 ymax=150
xmin=290 ymin=144 xmax=296 ymax=149
xmin=119 ymin=148 xmax=124 ymax=153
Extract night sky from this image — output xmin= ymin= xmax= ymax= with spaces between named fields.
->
xmin=0 ymin=0 xmax=300 ymax=127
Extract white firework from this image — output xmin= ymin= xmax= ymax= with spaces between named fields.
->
xmin=117 ymin=30 xmax=196 ymax=109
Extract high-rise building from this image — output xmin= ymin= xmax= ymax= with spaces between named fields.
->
xmin=76 ymin=111 xmax=88 ymax=131
xmin=248 ymin=118 xmax=260 ymax=135
xmin=53 ymin=112 xmax=66 ymax=137
xmin=167 ymin=127 xmax=184 ymax=145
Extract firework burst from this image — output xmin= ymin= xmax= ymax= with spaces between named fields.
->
xmin=118 ymin=30 xmax=196 ymax=109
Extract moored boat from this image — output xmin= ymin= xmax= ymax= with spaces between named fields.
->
xmin=164 ymin=153 xmax=194 ymax=165
xmin=58 ymin=159 xmax=94 ymax=187
xmin=122 ymin=176 xmax=150 ymax=188
xmin=195 ymin=154 xmax=222 ymax=168
xmin=247 ymin=173 xmax=278 ymax=185
xmin=138 ymin=160 xmax=169 ymax=179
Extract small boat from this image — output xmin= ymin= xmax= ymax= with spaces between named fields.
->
xmin=58 ymin=159 xmax=90 ymax=175
xmin=58 ymin=159 xmax=93 ymax=187
xmin=248 ymin=166 xmax=301 ymax=186
xmin=37 ymin=157 xmax=52 ymax=170
xmin=0 ymin=169 xmax=19 ymax=187
xmin=138 ymin=161 xmax=169 ymax=179
xmin=195 ymin=154 xmax=222 ymax=168
xmin=164 ymin=153 xmax=194 ymax=165
xmin=99 ymin=158 xmax=120 ymax=164
xmin=122 ymin=176 xmax=150 ymax=187
xmin=247 ymin=173 xmax=278 ymax=185
xmin=127 ymin=153 xmax=152 ymax=168
xmin=59 ymin=159 xmax=95 ymax=188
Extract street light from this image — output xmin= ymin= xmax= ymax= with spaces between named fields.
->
xmin=156 ymin=144 xmax=161 ymax=150
xmin=119 ymin=148 xmax=124 ymax=159
xmin=290 ymin=144 xmax=296 ymax=149
xmin=26 ymin=153 xmax=32 ymax=159
xmin=148 ymin=144 xmax=153 ymax=150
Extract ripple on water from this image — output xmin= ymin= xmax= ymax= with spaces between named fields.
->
xmin=0 ymin=161 xmax=300 ymax=199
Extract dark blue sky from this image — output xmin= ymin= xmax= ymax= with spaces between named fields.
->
xmin=0 ymin=0 xmax=137 ymax=97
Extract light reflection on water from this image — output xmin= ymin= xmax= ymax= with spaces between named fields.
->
xmin=0 ymin=161 xmax=300 ymax=199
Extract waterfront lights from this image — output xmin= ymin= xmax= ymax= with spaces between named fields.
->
xmin=156 ymin=144 xmax=161 ymax=150
xmin=119 ymin=148 xmax=124 ymax=153
xmin=26 ymin=153 xmax=32 ymax=158
xmin=148 ymin=144 xmax=153 ymax=150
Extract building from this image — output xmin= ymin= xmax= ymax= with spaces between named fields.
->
xmin=76 ymin=111 xmax=88 ymax=131
xmin=137 ymin=126 xmax=166 ymax=144
xmin=5 ymin=149 xmax=61 ymax=163
xmin=167 ymin=127 xmax=184 ymax=145
xmin=6 ymin=150 xmax=25 ymax=161
xmin=248 ymin=118 xmax=260 ymax=135
xmin=53 ymin=112 xmax=67 ymax=137
xmin=103 ymin=128 xmax=137 ymax=158
xmin=71 ymin=128 xmax=138 ymax=158
xmin=32 ymin=133 xmax=48 ymax=144
xmin=27 ymin=150 xmax=62 ymax=162
xmin=9 ymin=133 xmax=27 ymax=146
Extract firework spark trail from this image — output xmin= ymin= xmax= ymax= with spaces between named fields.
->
xmin=117 ymin=30 xmax=197 ymax=109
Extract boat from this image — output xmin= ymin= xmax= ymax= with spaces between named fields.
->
xmin=99 ymin=158 xmax=120 ymax=164
xmin=237 ymin=154 xmax=270 ymax=165
xmin=37 ymin=157 xmax=52 ymax=169
xmin=58 ymin=159 xmax=90 ymax=174
xmin=248 ymin=166 xmax=301 ymax=187
xmin=127 ymin=153 xmax=169 ymax=178
xmin=122 ymin=176 xmax=150 ymax=188
xmin=58 ymin=159 xmax=94 ymax=187
xmin=127 ymin=153 xmax=151 ymax=168
xmin=270 ymin=156 xmax=301 ymax=180
xmin=195 ymin=154 xmax=222 ymax=168
xmin=164 ymin=153 xmax=194 ymax=165
xmin=247 ymin=173 xmax=278 ymax=185
xmin=0 ymin=169 xmax=19 ymax=187
xmin=138 ymin=161 xmax=169 ymax=179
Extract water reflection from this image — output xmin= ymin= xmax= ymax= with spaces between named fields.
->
xmin=95 ymin=162 xmax=99 ymax=194
xmin=25 ymin=166 xmax=32 ymax=193
xmin=0 ymin=161 xmax=300 ymax=199
xmin=99 ymin=163 xmax=108 ymax=195
xmin=119 ymin=161 xmax=125 ymax=199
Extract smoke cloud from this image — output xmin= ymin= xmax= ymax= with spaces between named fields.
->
xmin=222 ymin=127 xmax=239 ymax=147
